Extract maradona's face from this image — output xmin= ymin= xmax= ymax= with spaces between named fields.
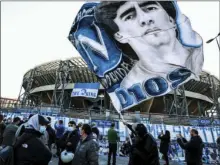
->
xmin=114 ymin=1 xmax=176 ymax=47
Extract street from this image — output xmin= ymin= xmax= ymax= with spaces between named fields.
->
xmin=49 ymin=155 xmax=184 ymax=165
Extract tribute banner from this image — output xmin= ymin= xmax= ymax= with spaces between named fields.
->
xmin=71 ymin=83 xmax=100 ymax=98
xmin=69 ymin=1 xmax=204 ymax=111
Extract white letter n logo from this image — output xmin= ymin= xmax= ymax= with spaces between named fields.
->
xmin=77 ymin=22 xmax=109 ymax=72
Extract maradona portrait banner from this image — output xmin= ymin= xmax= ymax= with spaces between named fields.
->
xmin=68 ymin=1 xmax=204 ymax=111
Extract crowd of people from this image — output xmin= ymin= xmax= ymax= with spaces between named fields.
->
xmin=0 ymin=114 xmax=99 ymax=165
xmin=0 ymin=113 xmax=220 ymax=165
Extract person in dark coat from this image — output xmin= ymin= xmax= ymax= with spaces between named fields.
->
xmin=46 ymin=117 xmax=56 ymax=151
xmin=217 ymin=136 xmax=220 ymax=161
xmin=0 ymin=114 xmax=6 ymax=145
xmin=127 ymin=132 xmax=136 ymax=165
xmin=177 ymin=129 xmax=204 ymax=165
xmin=54 ymin=120 xmax=65 ymax=156
xmin=123 ymin=121 xmax=160 ymax=165
xmin=14 ymin=114 xmax=52 ymax=165
xmin=217 ymin=136 xmax=220 ymax=146
xmin=71 ymin=124 xmax=99 ymax=165
xmin=58 ymin=121 xmax=80 ymax=165
xmin=2 ymin=117 xmax=21 ymax=146
xmin=0 ymin=145 xmax=14 ymax=165
xmin=158 ymin=130 xmax=170 ymax=165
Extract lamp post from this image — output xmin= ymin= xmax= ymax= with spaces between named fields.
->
xmin=99 ymin=94 xmax=104 ymax=114
xmin=207 ymin=33 xmax=220 ymax=117
xmin=206 ymin=32 xmax=220 ymax=51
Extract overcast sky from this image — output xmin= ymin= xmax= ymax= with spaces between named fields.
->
xmin=1 ymin=1 xmax=220 ymax=99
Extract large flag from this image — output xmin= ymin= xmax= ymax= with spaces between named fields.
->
xmin=68 ymin=1 xmax=204 ymax=112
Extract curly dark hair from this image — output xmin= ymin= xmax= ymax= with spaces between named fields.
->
xmin=95 ymin=1 xmax=177 ymax=35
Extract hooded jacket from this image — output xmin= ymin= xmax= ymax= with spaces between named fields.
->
xmin=13 ymin=114 xmax=52 ymax=165
xmin=14 ymin=129 xmax=52 ymax=165
xmin=126 ymin=123 xmax=160 ymax=165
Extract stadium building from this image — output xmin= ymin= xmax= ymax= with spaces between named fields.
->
xmin=1 ymin=57 xmax=220 ymax=124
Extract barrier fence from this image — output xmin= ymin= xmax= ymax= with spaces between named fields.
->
xmin=0 ymin=111 xmax=220 ymax=164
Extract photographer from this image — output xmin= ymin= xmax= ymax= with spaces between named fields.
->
xmin=158 ymin=130 xmax=170 ymax=165
xmin=177 ymin=129 xmax=204 ymax=165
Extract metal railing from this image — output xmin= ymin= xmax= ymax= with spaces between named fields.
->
xmin=1 ymin=97 xmax=219 ymax=126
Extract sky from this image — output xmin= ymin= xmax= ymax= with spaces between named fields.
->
xmin=1 ymin=1 xmax=220 ymax=99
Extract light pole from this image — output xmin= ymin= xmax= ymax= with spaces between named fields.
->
xmin=207 ymin=33 xmax=220 ymax=117
xmin=99 ymin=94 xmax=104 ymax=114
xmin=206 ymin=32 xmax=220 ymax=51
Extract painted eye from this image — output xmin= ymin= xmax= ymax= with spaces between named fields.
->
xmin=147 ymin=7 xmax=157 ymax=11
xmin=142 ymin=5 xmax=158 ymax=12
xmin=125 ymin=14 xmax=135 ymax=21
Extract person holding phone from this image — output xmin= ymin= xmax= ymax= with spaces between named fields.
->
xmin=177 ymin=129 xmax=204 ymax=165
xmin=158 ymin=130 xmax=170 ymax=165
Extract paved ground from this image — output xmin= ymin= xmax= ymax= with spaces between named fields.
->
xmin=49 ymin=155 xmax=184 ymax=165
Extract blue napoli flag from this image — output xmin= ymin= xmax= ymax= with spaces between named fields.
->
xmin=71 ymin=83 xmax=100 ymax=98
xmin=69 ymin=1 xmax=204 ymax=112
